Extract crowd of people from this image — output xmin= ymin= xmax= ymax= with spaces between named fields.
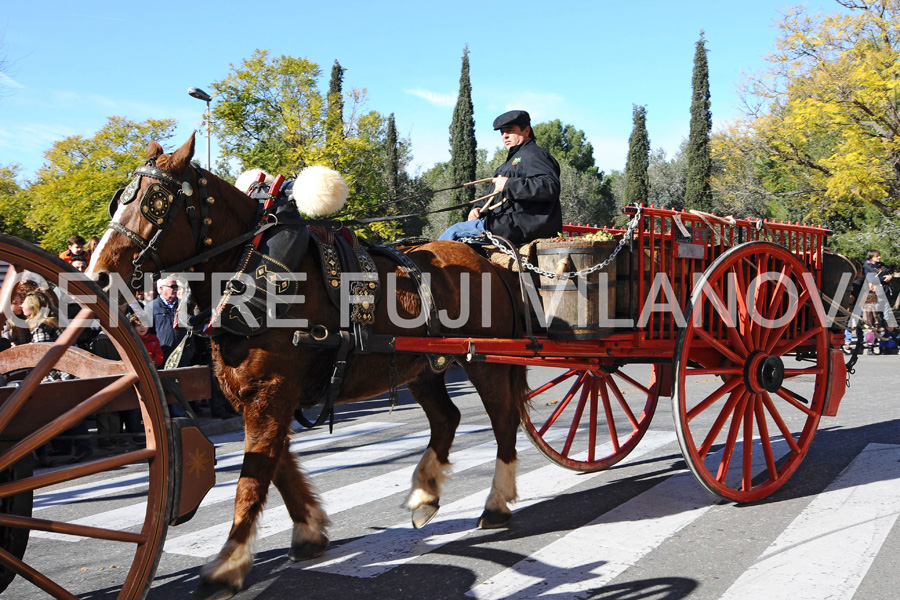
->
xmin=1 ymin=233 xmax=237 ymax=469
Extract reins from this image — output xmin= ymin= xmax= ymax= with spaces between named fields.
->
xmin=335 ymin=177 xmax=494 ymax=219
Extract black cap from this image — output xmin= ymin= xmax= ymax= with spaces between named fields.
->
xmin=493 ymin=110 xmax=531 ymax=130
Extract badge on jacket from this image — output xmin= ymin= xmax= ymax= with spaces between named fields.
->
xmin=512 ymin=157 xmax=522 ymax=165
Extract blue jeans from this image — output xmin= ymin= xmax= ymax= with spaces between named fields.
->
xmin=438 ymin=218 xmax=485 ymax=241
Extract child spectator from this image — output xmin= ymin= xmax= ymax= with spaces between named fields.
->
xmin=1 ymin=290 xmax=31 ymax=346
xmin=58 ymin=235 xmax=90 ymax=265
xmin=85 ymin=235 xmax=101 ymax=255
xmin=131 ymin=311 xmax=163 ymax=367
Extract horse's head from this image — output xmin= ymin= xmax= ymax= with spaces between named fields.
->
xmin=89 ymin=134 xmax=244 ymax=294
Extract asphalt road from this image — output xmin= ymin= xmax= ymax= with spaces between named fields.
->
xmin=5 ymin=353 xmax=900 ymax=600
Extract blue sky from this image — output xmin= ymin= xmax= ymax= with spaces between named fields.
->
xmin=0 ymin=1 xmax=836 ymax=182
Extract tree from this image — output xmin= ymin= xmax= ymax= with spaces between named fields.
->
xmin=448 ymin=45 xmax=477 ymax=217
xmin=649 ymin=145 xmax=688 ymax=211
xmin=385 ymin=113 xmax=399 ymax=200
xmin=210 ymin=49 xmax=410 ymax=241
xmin=0 ymin=165 xmax=36 ymax=241
xmin=624 ymin=105 xmax=651 ymax=207
xmin=730 ymin=0 xmax=900 ymax=222
xmin=532 ymin=120 xmax=616 ymax=225
xmin=25 ymin=117 xmax=176 ymax=251
xmin=685 ymin=31 xmax=713 ymax=211
xmin=326 ymin=60 xmax=345 ymax=147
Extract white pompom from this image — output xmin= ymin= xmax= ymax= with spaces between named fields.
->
xmin=292 ymin=165 xmax=348 ymax=217
xmin=234 ymin=168 xmax=273 ymax=194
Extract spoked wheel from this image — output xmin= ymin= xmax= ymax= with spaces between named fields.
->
xmin=673 ymin=241 xmax=830 ymax=502
xmin=0 ymin=235 xmax=173 ymax=598
xmin=523 ymin=363 xmax=662 ymax=472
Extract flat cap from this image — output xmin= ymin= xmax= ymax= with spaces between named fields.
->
xmin=493 ymin=110 xmax=531 ymax=130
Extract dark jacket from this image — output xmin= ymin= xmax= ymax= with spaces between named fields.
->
xmin=150 ymin=297 xmax=185 ymax=360
xmin=477 ymin=139 xmax=562 ymax=245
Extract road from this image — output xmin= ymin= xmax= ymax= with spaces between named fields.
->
xmin=6 ymin=353 xmax=900 ymax=600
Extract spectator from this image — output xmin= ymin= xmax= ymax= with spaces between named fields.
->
xmin=150 ymin=276 xmax=187 ymax=362
xmin=2 ymin=290 xmax=31 ymax=347
xmin=85 ymin=235 xmax=101 ymax=255
xmin=862 ymin=249 xmax=895 ymax=329
xmin=69 ymin=254 xmax=88 ymax=273
xmin=58 ymin=235 xmax=91 ymax=265
xmin=131 ymin=311 xmax=163 ymax=367
xmin=22 ymin=292 xmax=93 ymax=465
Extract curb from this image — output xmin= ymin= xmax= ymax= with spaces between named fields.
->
xmin=195 ymin=415 xmax=244 ymax=438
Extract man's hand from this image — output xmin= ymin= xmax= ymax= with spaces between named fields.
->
xmin=492 ymin=176 xmax=508 ymax=192
xmin=467 ymin=206 xmax=481 ymax=221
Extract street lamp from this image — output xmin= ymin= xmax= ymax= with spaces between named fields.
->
xmin=188 ymin=87 xmax=212 ymax=170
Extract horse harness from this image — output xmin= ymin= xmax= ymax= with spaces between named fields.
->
xmin=107 ymin=160 xmax=214 ymax=289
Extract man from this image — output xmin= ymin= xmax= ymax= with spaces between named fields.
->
xmin=439 ymin=110 xmax=561 ymax=246
xmin=862 ymin=249 xmax=895 ymax=328
xmin=59 ymin=235 xmax=91 ymax=265
xmin=69 ymin=254 xmax=88 ymax=272
xmin=151 ymin=277 xmax=186 ymax=361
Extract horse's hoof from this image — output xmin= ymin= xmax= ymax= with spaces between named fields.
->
xmin=192 ymin=581 xmax=240 ymax=600
xmin=411 ymin=502 xmax=440 ymax=529
xmin=289 ymin=536 xmax=329 ymax=562
xmin=477 ymin=509 xmax=511 ymax=529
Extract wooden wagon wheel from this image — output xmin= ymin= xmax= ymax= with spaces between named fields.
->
xmin=0 ymin=234 xmax=174 ymax=599
xmin=673 ymin=241 xmax=830 ymax=502
xmin=522 ymin=363 xmax=663 ymax=472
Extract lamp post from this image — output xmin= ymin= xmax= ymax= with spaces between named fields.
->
xmin=188 ymin=87 xmax=212 ymax=170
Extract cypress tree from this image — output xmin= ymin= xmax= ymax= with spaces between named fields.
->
xmin=449 ymin=45 xmax=477 ymax=216
xmin=385 ymin=113 xmax=399 ymax=199
xmin=624 ymin=104 xmax=651 ymax=207
xmin=326 ymin=60 xmax=345 ymax=147
xmin=685 ymin=31 xmax=713 ymax=211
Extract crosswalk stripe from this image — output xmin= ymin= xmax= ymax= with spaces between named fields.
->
xmin=467 ymin=438 xmax=792 ymax=599
xmin=32 ymin=420 xmax=402 ymax=511
xmin=163 ymin=428 xmax=508 ymax=557
xmin=31 ymin=421 xmax=435 ymax=542
xmin=304 ymin=429 xmax=677 ymax=578
xmin=719 ymin=443 xmax=900 ymax=600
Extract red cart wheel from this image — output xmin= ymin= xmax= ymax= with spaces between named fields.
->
xmin=0 ymin=235 xmax=174 ymax=598
xmin=523 ymin=364 xmax=662 ymax=472
xmin=673 ymin=241 xmax=830 ymax=502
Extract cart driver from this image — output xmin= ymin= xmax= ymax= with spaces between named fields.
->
xmin=438 ymin=110 xmax=562 ymax=246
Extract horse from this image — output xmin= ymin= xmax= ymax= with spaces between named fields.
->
xmin=88 ymin=134 xmax=531 ymax=599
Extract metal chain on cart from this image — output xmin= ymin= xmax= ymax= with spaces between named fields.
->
xmin=463 ymin=206 xmax=643 ymax=280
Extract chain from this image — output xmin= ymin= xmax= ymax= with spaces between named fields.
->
xmin=464 ymin=206 xmax=643 ymax=280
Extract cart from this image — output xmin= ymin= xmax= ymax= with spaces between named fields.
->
xmin=392 ymin=205 xmax=848 ymax=503
xmin=0 ymin=235 xmax=216 ymax=599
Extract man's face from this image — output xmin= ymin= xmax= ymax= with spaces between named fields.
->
xmin=159 ymin=280 xmax=178 ymax=301
xmin=69 ymin=244 xmax=84 ymax=255
xmin=500 ymin=125 xmax=529 ymax=149
xmin=72 ymin=260 xmax=86 ymax=272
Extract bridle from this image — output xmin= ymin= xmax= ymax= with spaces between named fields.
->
xmin=107 ymin=159 xmax=214 ymax=289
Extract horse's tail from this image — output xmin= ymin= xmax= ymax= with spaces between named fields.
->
xmin=509 ymin=363 xmax=532 ymax=420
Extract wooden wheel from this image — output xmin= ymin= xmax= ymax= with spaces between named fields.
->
xmin=0 ymin=235 xmax=174 ymax=598
xmin=523 ymin=364 xmax=662 ymax=472
xmin=673 ymin=241 xmax=830 ymax=502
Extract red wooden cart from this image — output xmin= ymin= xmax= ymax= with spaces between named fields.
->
xmin=393 ymin=205 xmax=848 ymax=503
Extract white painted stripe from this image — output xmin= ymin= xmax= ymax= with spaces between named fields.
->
xmin=32 ymin=421 xmax=423 ymax=541
xmin=467 ymin=439 xmax=792 ymax=599
xmin=720 ymin=443 xmax=900 ymax=600
xmin=163 ymin=428 xmax=504 ymax=557
xmin=32 ymin=421 xmax=402 ymax=511
xmin=305 ymin=429 xmax=676 ymax=578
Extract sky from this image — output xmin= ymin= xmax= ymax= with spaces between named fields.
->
xmin=0 ymin=1 xmax=839 ymax=183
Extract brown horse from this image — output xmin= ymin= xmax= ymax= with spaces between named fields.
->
xmin=88 ymin=134 xmax=530 ymax=599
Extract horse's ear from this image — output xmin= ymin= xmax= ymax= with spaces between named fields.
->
xmin=168 ymin=132 xmax=197 ymax=174
xmin=145 ymin=141 xmax=164 ymax=160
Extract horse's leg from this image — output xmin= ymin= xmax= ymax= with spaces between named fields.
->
xmin=404 ymin=370 xmax=461 ymax=528
xmin=271 ymin=435 xmax=330 ymax=561
xmin=464 ymin=363 xmax=528 ymax=529
xmin=195 ymin=397 xmax=294 ymax=598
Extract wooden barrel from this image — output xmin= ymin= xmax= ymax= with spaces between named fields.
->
xmin=535 ymin=240 xmax=617 ymax=340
